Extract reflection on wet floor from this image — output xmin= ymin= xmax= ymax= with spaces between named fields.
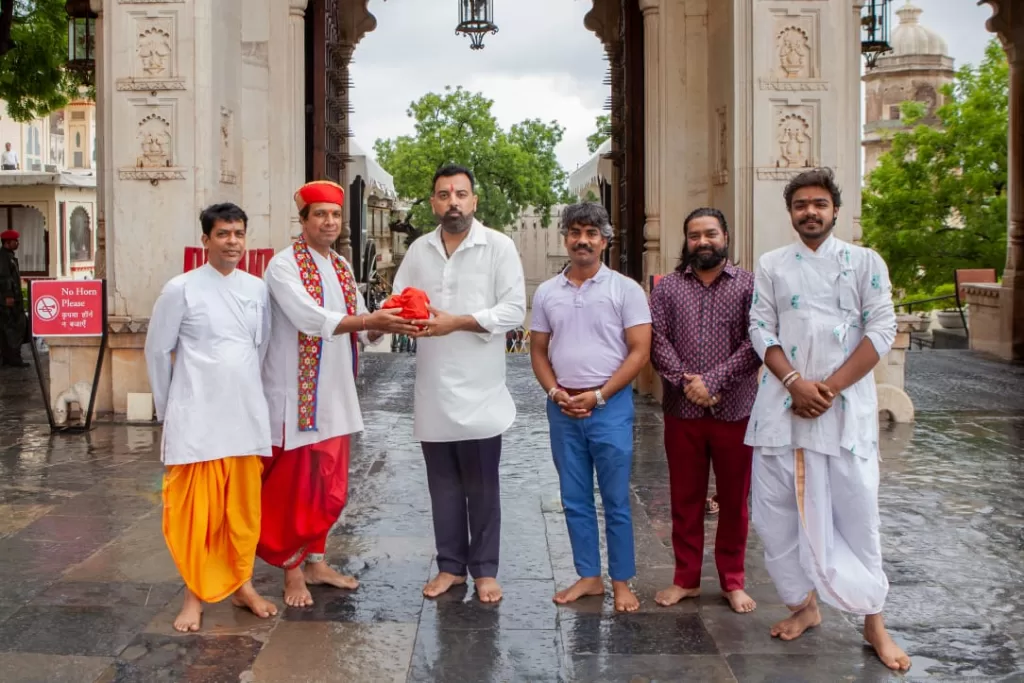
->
xmin=0 ymin=351 xmax=1021 ymax=681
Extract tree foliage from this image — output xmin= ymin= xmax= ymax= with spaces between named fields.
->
xmin=586 ymin=114 xmax=610 ymax=154
xmin=862 ymin=39 xmax=1008 ymax=294
xmin=374 ymin=86 xmax=570 ymax=230
xmin=0 ymin=0 xmax=82 ymax=121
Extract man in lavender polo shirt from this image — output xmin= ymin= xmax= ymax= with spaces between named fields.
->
xmin=529 ymin=202 xmax=651 ymax=612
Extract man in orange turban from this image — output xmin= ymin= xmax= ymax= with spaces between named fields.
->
xmin=0 ymin=229 xmax=28 ymax=367
xmin=259 ymin=180 xmax=419 ymax=607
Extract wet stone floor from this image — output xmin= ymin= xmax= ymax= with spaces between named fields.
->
xmin=0 ymin=350 xmax=1022 ymax=682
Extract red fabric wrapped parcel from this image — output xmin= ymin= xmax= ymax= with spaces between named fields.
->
xmin=381 ymin=287 xmax=431 ymax=320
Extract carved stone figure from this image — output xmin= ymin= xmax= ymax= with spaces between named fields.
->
xmin=777 ymin=27 xmax=809 ymax=78
xmin=138 ymin=26 xmax=172 ymax=77
xmin=778 ymin=114 xmax=812 ymax=168
xmin=137 ymin=115 xmax=172 ymax=167
xmin=53 ymin=381 xmax=93 ymax=426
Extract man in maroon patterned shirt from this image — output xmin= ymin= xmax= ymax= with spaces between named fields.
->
xmin=649 ymin=207 xmax=761 ymax=613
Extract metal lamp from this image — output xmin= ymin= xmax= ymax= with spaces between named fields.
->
xmin=65 ymin=0 xmax=97 ymax=84
xmin=860 ymin=0 xmax=893 ymax=69
xmin=456 ymin=0 xmax=498 ymax=50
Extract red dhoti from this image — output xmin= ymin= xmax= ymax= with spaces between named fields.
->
xmin=256 ymin=434 xmax=350 ymax=569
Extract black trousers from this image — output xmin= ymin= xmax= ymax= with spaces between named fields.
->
xmin=421 ymin=435 xmax=502 ymax=578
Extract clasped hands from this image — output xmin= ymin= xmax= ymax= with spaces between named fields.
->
xmin=550 ymin=389 xmax=597 ymax=420
xmin=788 ymin=378 xmax=835 ymax=419
xmin=683 ymin=374 xmax=720 ymax=409
xmin=365 ymin=305 xmax=459 ymax=337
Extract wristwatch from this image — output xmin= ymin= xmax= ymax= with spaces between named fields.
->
xmin=594 ymin=389 xmax=606 ymax=408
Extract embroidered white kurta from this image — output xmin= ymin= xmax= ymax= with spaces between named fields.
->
xmin=262 ymin=245 xmax=378 ymax=450
xmin=744 ymin=235 xmax=897 ymax=457
xmin=145 ymin=264 xmax=272 ymax=465
xmin=392 ymin=220 xmax=526 ymax=443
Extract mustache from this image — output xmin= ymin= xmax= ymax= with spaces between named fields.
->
xmin=573 ymin=244 xmax=594 ymax=252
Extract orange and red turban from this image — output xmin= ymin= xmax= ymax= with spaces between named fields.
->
xmin=294 ymin=181 xmax=345 ymax=212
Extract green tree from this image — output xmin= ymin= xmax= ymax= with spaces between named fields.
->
xmin=862 ymin=39 xmax=1008 ymax=295
xmin=586 ymin=114 xmax=610 ymax=154
xmin=0 ymin=0 xmax=82 ymax=121
xmin=374 ymin=86 xmax=570 ymax=230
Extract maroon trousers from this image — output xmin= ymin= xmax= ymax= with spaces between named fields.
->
xmin=664 ymin=414 xmax=752 ymax=591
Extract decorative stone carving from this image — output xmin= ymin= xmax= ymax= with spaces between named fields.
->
xmin=758 ymin=78 xmax=828 ymax=91
xmin=116 ymin=79 xmax=185 ymax=91
xmin=136 ymin=113 xmax=172 ymax=168
xmin=118 ymin=169 xmax=185 ymax=181
xmin=107 ymin=316 xmax=150 ymax=334
xmin=137 ymin=23 xmax=172 ymax=77
xmin=220 ymin=107 xmax=236 ymax=184
xmin=118 ymin=0 xmax=183 ymax=4
xmin=774 ymin=106 xmax=815 ymax=168
xmin=714 ymin=106 xmax=728 ymax=185
xmin=777 ymin=26 xmax=810 ymax=78
xmin=756 ymin=168 xmax=809 ymax=181
xmin=770 ymin=12 xmax=818 ymax=81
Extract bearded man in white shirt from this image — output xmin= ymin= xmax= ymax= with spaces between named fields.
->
xmin=259 ymin=181 xmax=419 ymax=608
xmin=392 ymin=164 xmax=526 ymax=604
xmin=746 ymin=168 xmax=910 ymax=672
xmin=146 ymin=202 xmax=278 ymax=632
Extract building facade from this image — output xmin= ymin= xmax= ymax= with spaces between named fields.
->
xmin=56 ymin=0 xmax=1023 ymax=416
xmin=862 ymin=1 xmax=954 ymax=177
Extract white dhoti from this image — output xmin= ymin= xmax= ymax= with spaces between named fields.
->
xmin=751 ymin=447 xmax=888 ymax=615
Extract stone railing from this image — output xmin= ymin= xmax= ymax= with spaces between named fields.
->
xmin=962 ymin=283 xmax=1003 ymax=357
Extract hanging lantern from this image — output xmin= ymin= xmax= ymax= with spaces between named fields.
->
xmin=455 ymin=0 xmax=498 ymax=51
xmin=65 ymin=0 xmax=97 ymax=84
xmin=860 ymin=0 xmax=892 ymax=69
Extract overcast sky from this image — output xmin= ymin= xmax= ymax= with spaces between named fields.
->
xmin=349 ymin=0 xmax=1000 ymax=176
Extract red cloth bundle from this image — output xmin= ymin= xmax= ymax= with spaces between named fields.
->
xmin=381 ymin=287 xmax=431 ymax=320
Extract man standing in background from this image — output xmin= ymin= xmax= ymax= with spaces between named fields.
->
xmin=0 ymin=229 xmax=28 ymax=367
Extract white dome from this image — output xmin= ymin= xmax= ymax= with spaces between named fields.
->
xmin=889 ymin=1 xmax=948 ymax=57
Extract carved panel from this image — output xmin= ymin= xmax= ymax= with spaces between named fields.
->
xmin=713 ymin=106 xmax=728 ymax=186
xmin=758 ymin=78 xmax=828 ymax=91
xmin=136 ymin=112 xmax=173 ymax=167
xmin=118 ymin=99 xmax=183 ymax=182
xmin=771 ymin=12 xmax=819 ymax=80
xmin=116 ymin=12 xmax=184 ymax=91
xmin=771 ymin=103 xmax=818 ymax=170
xmin=220 ymin=107 xmax=236 ymax=184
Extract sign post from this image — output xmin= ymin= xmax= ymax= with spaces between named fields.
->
xmin=29 ymin=279 xmax=108 ymax=432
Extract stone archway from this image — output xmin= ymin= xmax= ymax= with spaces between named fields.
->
xmin=1 ymin=205 xmax=48 ymax=276
xmin=306 ymin=0 xmax=644 ymax=279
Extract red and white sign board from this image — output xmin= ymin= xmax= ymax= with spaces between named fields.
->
xmin=31 ymin=280 xmax=104 ymax=337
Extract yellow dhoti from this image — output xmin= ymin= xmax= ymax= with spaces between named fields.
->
xmin=162 ymin=455 xmax=263 ymax=603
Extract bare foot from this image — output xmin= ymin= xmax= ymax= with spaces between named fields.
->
xmin=283 ymin=566 xmax=314 ymax=607
xmin=231 ymin=581 xmax=278 ymax=619
xmin=724 ymin=589 xmax=757 ymax=614
xmin=173 ymin=589 xmax=202 ymax=633
xmin=654 ymin=584 xmax=701 ymax=607
xmin=613 ymin=581 xmax=640 ymax=612
xmin=553 ymin=577 xmax=605 ymax=604
xmin=771 ymin=597 xmax=821 ymax=641
xmin=864 ymin=613 xmax=912 ymax=672
xmin=423 ymin=572 xmax=467 ymax=598
xmin=475 ymin=577 xmax=503 ymax=603
xmin=304 ymin=560 xmax=359 ymax=590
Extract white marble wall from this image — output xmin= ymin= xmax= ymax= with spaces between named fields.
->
xmin=97 ymin=0 xmax=304 ymax=320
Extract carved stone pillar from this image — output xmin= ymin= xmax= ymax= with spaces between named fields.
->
xmin=91 ymin=0 xmax=107 ymax=281
xmin=639 ymin=0 xmax=660 ymax=288
xmin=982 ymin=0 xmax=1023 ymax=359
xmin=289 ymin=0 xmax=308 ymax=238
xmin=1004 ymin=38 xmax=1023 ymax=359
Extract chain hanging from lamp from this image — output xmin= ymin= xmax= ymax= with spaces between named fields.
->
xmin=456 ymin=0 xmax=498 ymax=50
xmin=860 ymin=0 xmax=893 ymax=69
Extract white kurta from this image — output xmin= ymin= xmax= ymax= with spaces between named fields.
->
xmin=744 ymin=234 xmax=897 ymax=615
xmin=145 ymin=264 xmax=272 ymax=465
xmin=262 ymin=245 xmax=378 ymax=450
xmin=392 ymin=220 xmax=526 ymax=443
xmin=745 ymin=235 xmax=897 ymax=456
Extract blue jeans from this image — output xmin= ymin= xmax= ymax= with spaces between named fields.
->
xmin=547 ymin=389 xmax=636 ymax=581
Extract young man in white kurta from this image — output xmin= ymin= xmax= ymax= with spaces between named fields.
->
xmin=745 ymin=168 xmax=910 ymax=672
xmin=392 ymin=164 xmax=526 ymax=603
xmin=146 ymin=202 xmax=277 ymax=632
